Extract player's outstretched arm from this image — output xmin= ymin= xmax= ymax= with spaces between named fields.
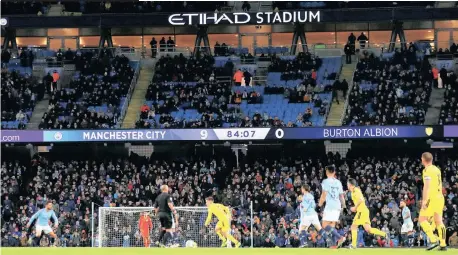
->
xmin=319 ymin=191 xmax=326 ymax=207
xmin=339 ymin=194 xmax=346 ymax=209
xmin=51 ymin=211 xmax=59 ymax=228
xmin=27 ymin=209 xmax=41 ymax=227
xmin=204 ymin=208 xmax=213 ymax=227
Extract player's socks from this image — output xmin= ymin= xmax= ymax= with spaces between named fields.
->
xmin=226 ymin=234 xmax=239 ymax=247
xmin=158 ymin=230 xmax=165 ymax=243
xmin=437 ymin=224 xmax=446 ymax=247
xmin=318 ymin=229 xmax=325 ymax=236
xmin=408 ymin=234 xmax=415 ymax=247
xmin=331 ymin=228 xmax=342 ymax=239
xmin=34 ymin=236 xmax=42 ymax=247
xmin=369 ymin=228 xmax=386 ymax=237
xmin=217 ymin=232 xmax=226 ymax=242
xmin=401 ymin=234 xmax=406 ymax=246
xmin=351 ymin=229 xmax=358 ymax=247
xmin=50 ymin=237 xmax=55 ymax=246
xmin=420 ymin=221 xmax=438 ymax=243
xmin=324 ymin=225 xmax=342 ymax=239
xmin=163 ymin=232 xmax=171 ymax=246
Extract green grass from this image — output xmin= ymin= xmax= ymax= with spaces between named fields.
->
xmin=0 ymin=248 xmax=455 ymax=255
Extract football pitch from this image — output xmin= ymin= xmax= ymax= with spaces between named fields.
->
xmin=0 ymin=248 xmax=455 ymax=255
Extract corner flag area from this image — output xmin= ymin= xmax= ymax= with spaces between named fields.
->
xmin=1 ymin=248 xmax=454 ymax=255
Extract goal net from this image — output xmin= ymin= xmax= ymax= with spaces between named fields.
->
xmin=98 ymin=207 xmax=231 ymax=248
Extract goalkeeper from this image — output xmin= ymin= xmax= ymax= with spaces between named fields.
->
xmin=204 ymin=197 xmax=240 ymax=248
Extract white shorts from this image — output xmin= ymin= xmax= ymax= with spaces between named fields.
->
xmin=36 ymin=225 xmax=53 ymax=234
xmin=323 ymin=209 xmax=341 ymax=222
xmin=401 ymin=222 xmax=414 ymax=233
xmin=300 ymin=214 xmax=321 ymax=229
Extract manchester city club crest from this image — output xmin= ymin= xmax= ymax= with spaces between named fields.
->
xmin=425 ymin=127 xmax=433 ymax=136
xmin=54 ymin=132 xmax=63 ymax=141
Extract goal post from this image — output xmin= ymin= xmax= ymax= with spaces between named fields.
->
xmin=97 ymin=206 xmax=253 ymax=248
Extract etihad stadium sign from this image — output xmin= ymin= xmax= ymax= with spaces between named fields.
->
xmin=168 ymin=11 xmax=321 ymax=26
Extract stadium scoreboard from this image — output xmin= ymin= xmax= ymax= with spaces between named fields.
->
xmin=1 ymin=125 xmax=456 ymax=143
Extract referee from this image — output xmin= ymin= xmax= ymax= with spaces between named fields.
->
xmin=154 ymin=185 xmax=177 ymax=247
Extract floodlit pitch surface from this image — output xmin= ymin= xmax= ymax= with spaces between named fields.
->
xmin=0 ymin=248 xmax=455 ymax=255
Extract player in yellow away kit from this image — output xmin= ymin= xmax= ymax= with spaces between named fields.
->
xmin=204 ymin=197 xmax=240 ymax=248
xmin=347 ymin=178 xmax=387 ymax=249
xmin=419 ymin=152 xmax=447 ymax=251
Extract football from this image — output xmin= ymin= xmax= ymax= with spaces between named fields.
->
xmin=185 ymin=240 xmax=197 ymax=248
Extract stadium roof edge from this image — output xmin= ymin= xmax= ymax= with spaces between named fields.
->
xmin=3 ymin=7 xmax=458 ymax=28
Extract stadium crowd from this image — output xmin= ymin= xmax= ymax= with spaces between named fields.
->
xmin=136 ymin=52 xmax=331 ymax=129
xmin=439 ymin=69 xmax=458 ymax=125
xmin=2 ymin=148 xmax=457 ymax=248
xmin=38 ymin=54 xmax=135 ymax=129
xmin=1 ymin=70 xmax=40 ymax=130
xmin=343 ymin=49 xmax=433 ymax=126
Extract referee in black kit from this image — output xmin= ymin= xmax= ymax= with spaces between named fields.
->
xmin=154 ymin=185 xmax=177 ymax=247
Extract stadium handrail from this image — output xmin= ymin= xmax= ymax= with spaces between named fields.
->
xmin=339 ymin=61 xmax=358 ymax=125
xmin=16 ymin=41 xmax=452 ymax=60
xmin=118 ymin=61 xmax=141 ymax=127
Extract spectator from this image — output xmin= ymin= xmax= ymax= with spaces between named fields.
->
xmin=450 ymin=231 xmax=458 ymax=247
xmin=233 ymin=69 xmax=243 ymax=86
xmin=51 ymin=70 xmax=60 ymax=92
xmin=150 ymin=37 xmax=157 ymax=58
xmin=344 ymin=42 xmax=352 ymax=64
xmin=242 ymin=1 xmax=251 ymax=11
xmin=357 ymin=32 xmax=368 ymax=49
xmin=167 ymin=37 xmax=175 ymax=52
xmin=243 ymin=69 xmax=252 ymax=86
xmin=159 ymin=37 xmax=166 ymax=52
xmin=348 ymin=33 xmax=356 ymax=54
xmin=341 ymin=79 xmax=349 ymax=98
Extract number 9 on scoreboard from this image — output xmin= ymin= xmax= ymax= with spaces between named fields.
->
xmin=200 ymin=130 xmax=208 ymax=140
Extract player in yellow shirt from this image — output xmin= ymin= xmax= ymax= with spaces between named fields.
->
xmin=347 ymin=178 xmax=387 ymax=249
xmin=419 ymin=152 xmax=447 ymax=251
xmin=204 ymin=197 xmax=240 ymax=248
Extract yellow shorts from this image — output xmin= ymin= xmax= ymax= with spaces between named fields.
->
xmin=419 ymin=196 xmax=444 ymax=217
xmin=216 ymin=220 xmax=230 ymax=233
xmin=352 ymin=208 xmax=371 ymax=226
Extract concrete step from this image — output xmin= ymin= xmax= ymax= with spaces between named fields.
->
xmin=326 ymin=91 xmax=345 ymax=126
xmin=121 ymin=60 xmax=156 ymax=128
xmin=27 ymin=95 xmax=50 ymax=130
xmin=425 ymin=87 xmax=445 ymax=125
xmin=326 ymin=61 xmax=357 ymax=126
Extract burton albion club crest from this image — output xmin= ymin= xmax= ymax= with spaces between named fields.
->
xmin=425 ymin=127 xmax=433 ymax=136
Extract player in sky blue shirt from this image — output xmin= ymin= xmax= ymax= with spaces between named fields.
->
xmin=400 ymin=200 xmax=414 ymax=247
xmin=320 ymin=176 xmax=344 ymax=211
xmin=402 ymin=205 xmax=413 ymax=225
xmin=27 ymin=201 xmax=59 ymax=246
xmin=301 ymin=192 xmax=317 ymax=217
xmin=318 ymin=166 xmax=345 ymax=248
xmin=297 ymin=184 xmax=325 ymax=248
